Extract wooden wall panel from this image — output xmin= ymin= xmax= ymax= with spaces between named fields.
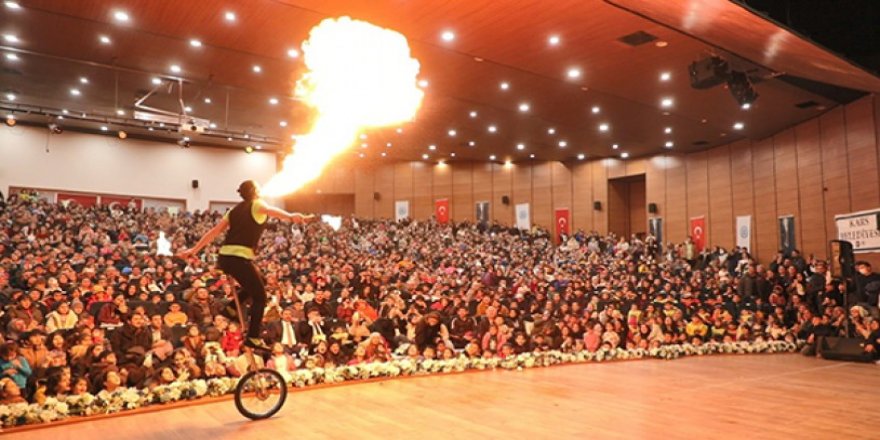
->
xmin=773 ymin=129 xmax=801 ymax=251
xmin=432 ymin=162 xmax=453 ymax=218
xmin=729 ymin=140 xmax=755 ymax=251
xmin=551 ymin=162 xmax=573 ymax=226
xmin=794 ymin=119 xmax=826 ymax=259
xmin=373 ymin=164 xmax=395 ymax=219
xmin=608 ymin=179 xmax=628 ymax=236
xmin=752 ymin=139 xmax=777 ymax=261
xmin=393 ymin=162 xmax=414 ymax=206
xmin=591 ymin=160 xmax=609 ymax=234
xmin=686 ymin=151 xmax=709 ymax=244
xmin=819 ymin=107 xmax=852 ymax=246
xmin=707 ymin=145 xmax=733 ymax=249
xmin=665 ymin=154 xmax=687 ymax=243
xmin=452 ymin=163 xmax=474 ymax=222
xmin=625 ymin=158 xmax=647 ymax=176
xmin=646 ymin=155 xmax=666 ymax=239
xmin=412 ymin=161 xmax=433 ymax=220
xmin=845 ymin=97 xmax=880 ymax=211
xmin=354 ymin=166 xmax=373 ymax=218
xmin=473 ymin=162 xmax=494 ymax=220
xmin=572 ymin=162 xmax=593 ymax=232
xmin=629 ymin=180 xmax=646 ymax=235
xmin=532 ymin=162 xmax=552 ymax=228
xmin=512 ymin=163 xmax=532 ymax=220
xmin=606 ymin=158 xmax=626 ymax=180
xmin=492 ymin=163 xmax=514 ymax=224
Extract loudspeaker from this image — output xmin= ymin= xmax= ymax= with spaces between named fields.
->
xmin=373 ymin=192 xmax=380 ymax=201
xmin=593 ymin=201 xmax=602 ymax=211
xmin=501 ymin=195 xmax=510 ymax=205
xmin=829 ymin=240 xmax=855 ymax=279
xmin=818 ymin=337 xmax=871 ymax=362
xmin=191 ymin=179 xmax=199 ymax=189
xmin=648 ymin=203 xmax=658 ymax=214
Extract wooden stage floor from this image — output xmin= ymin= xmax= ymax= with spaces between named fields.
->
xmin=6 ymin=354 xmax=878 ymax=439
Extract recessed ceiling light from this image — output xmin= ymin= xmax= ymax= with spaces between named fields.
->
xmin=116 ymin=109 xmax=125 ymax=116
xmin=255 ymin=145 xmax=262 ymax=150
xmin=422 ymin=154 xmax=429 ymax=160
xmin=529 ymin=154 xmax=535 ymax=159
xmin=183 ymin=136 xmax=191 ymax=141
xmin=359 ymin=134 xmax=367 ymax=140
xmin=660 ymin=72 xmax=671 ymax=81
xmin=591 ymin=106 xmax=600 ymax=114
xmin=189 ymin=39 xmax=202 ymax=48
xmin=448 ymin=129 xmax=457 ymax=137
xmin=380 ymin=152 xmax=387 ymax=157
xmin=450 ymin=153 xmax=456 ymax=158
xmin=441 ymin=30 xmax=455 ymax=42
xmin=612 ymin=143 xmax=619 ymax=149
xmin=184 ymin=106 xmax=192 ymax=112
xmin=386 ymin=142 xmax=392 ymax=147
xmin=151 ymin=77 xmax=162 ymax=85
xmin=170 ymin=64 xmax=181 ymax=73
xmin=287 ymin=48 xmax=299 ymax=58
xmin=5 ymin=93 xmax=15 ymax=101
xmin=252 ymin=65 xmax=262 ymax=73
xmin=69 ymin=88 xmax=81 ymax=96
xmin=279 ymin=121 xmax=288 ymax=127
xmin=599 ymin=123 xmax=609 ymax=132
xmin=516 ymin=143 xmax=525 ymax=150
xmin=661 ymin=97 xmax=674 ymax=107
xmin=79 ymin=77 xmax=89 ymax=84
xmin=396 ymin=128 xmax=403 ymax=134
xmin=209 ymin=123 xmax=217 ymax=129
xmin=655 ymin=41 xmax=668 ymax=48
xmin=204 ymin=97 xmax=212 ymax=104
xmin=360 ymin=143 xmax=368 ymax=148
xmin=113 ymin=11 xmax=130 ymax=22
xmin=268 ymin=97 xmax=279 ymax=105
xmin=558 ymin=140 xmax=568 ymax=148
xmin=518 ymin=103 xmax=530 ymax=112
xmin=567 ymin=68 xmax=581 ymax=79
xmin=224 ymin=11 xmax=236 ymax=22
xmin=504 ymin=160 xmax=513 ymax=166
xmin=488 ymin=125 xmax=497 ymax=133
xmin=499 ymin=82 xmax=509 ymax=90
xmin=99 ymin=35 xmax=111 ymax=45
xmin=733 ymin=122 xmax=744 ymax=130
xmin=741 ymin=103 xmax=751 ymax=110
xmin=621 ymin=152 xmax=630 ymax=158
xmin=358 ymin=152 xmax=365 ymax=158
xmin=3 ymin=34 xmax=19 ymax=43
xmin=5 ymin=2 xmax=21 ymax=10
xmin=468 ymin=141 xmax=476 ymax=147
xmin=665 ymin=141 xmax=674 ymax=148
xmin=469 ymin=111 xmax=477 ymax=118
xmin=62 ymin=109 xmax=68 ymax=114
xmin=547 ymin=128 xmax=556 ymax=135
xmin=548 ymin=35 xmax=561 ymax=46
xmin=428 ymin=144 xmax=437 ymax=151
xmin=100 ymin=126 xmax=108 ymax=132
xmin=417 ymin=79 xmax=429 ymax=88
xmin=489 ymin=155 xmax=496 ymax=161
xmin=664 ymin=127 xmax=672 ymax=134
xmin=577 ymin=153 xmax=585 ymax=160
xmin=4 ymin=53 xmax=18 ymax=61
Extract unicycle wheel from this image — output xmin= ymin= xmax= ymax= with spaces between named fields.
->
xmin=234 ymin=368 xmax=288 ymax=420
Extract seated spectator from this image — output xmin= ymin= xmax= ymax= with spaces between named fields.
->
xmin=267 ymin=343 xmax=297 ymax=382
xmin=0 ymin=342 xmax=32 ymax=391
xmin=44 ymin=301 xmax=78 ymax=333
xmin=164 ymin=302 xmax=188 ymax=327
xmin=220 ymin=321 xmax=243 ymax=357
xmin=0 ymin=377 xmax=26 ymax=404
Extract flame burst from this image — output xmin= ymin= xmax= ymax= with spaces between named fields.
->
xmin=262 ymin=17 xmax=424 ymax=197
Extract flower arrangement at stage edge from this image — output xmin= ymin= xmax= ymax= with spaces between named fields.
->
xmin=0 ymin=340 xmax=805 ymax=428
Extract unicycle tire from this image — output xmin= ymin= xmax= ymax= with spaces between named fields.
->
xmin=233 ymin=368 xmax=288 ymax=420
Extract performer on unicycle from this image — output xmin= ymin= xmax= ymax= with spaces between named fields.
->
xmin=178 ymin=180 xmax=314 ymax=351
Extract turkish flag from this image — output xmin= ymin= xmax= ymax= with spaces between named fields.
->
xmin=555 ymin=208 xmax=570 ymax=243
xmin=57 ymin=193 xmax=98 ymax=207
xmin=690 ymin=216 xmax=706 ymax=252
xmin=102 ymin=196 xmax=143 ymax=210
xmin=435 ymin=198 xmax=450 ymax=224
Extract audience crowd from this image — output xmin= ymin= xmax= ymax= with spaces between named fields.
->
xmin=1 ymin=190 xmax=878 ymax=406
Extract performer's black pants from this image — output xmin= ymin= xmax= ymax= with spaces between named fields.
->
xmin=218 ymin=255 xmax=266 ymax=339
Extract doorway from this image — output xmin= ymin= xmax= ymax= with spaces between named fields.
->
xmin=607 ymin=175 xmax=646 ymax=238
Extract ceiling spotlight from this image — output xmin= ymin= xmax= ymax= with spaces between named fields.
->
xmin=279 ymin=120 xmax=288 ymax=127
xmin=179 ymin=138 xmax=190 ymax=148
xmin=4 ymin=53 xmax=19 ymax=61
xmin=733 ymin=122 xmax=744 ymax=130
xmin=381 ymin=152 xmax=387 ymax=157
xmin=489 ymin=155 xmax=496 ymax=161
xmin=361 ymin=142 xmax=368 ymax=149
xmin=3 ymin=34 xmax=18 ymax=43
xmin=100 ymin=126 xmax=108 ymax=132
xmin=69 ymin=88 xmax=81 ymax=96
xmin=727 ymin=71 xmax=758 ymax=108
xmin=184 ymin=106 xmax=192 ymax=112
xmin=428 ymin=144 xmax=437 ymax=151
xmin=5 ymin=114 xmax=15 ymax=126
xmin=518 ymin=103 xmax=530 ymax=112
xmin=151 ymin=77 xmax=162 ymax=85
xmin=386 ymin=142 xmax=392 ymax=147
xmin=48 ymin=123 xmax=62 ymax=134
xmin=558 ymin=140 xmax=568 ymax=148
xmin=499 ymin=82 xmax=509 ymax=90
xmin=591 ymin=106 xmax=600 ymax=114
xmin=621 ymin=152 xmax=630 ymax=158
xmin=5 ymin=93 xmax=14 ymax=101
xmin=664 ymin=127 xmax=672 ymax=134
xmin=99 ymin=35 xmax=111 ymax=45
xmin=255 ymin=145 xmax=262 ymax=150
xmin=245 ymin=146 xmax=254 ymax=154
xmin=62 ymin=109 xmax=68 ymax=114
xmin=116 ymin=109 xmax=125 ymax=116
xmin=5 ymin=2 xmax=21 ymax=10
xmin=287 ymin=48 xmax=299 ymax=58
xmin=118 ymin=130 xmax=127 ymax=139
xmin=656 ymin=41 xmax=668 ymax=47
xmin=599 ymin=123 xmax=609 ymax=132
xmin=170 ymin=64 xmax=182 ymax=73
xmin=189 ymin=39 xmax=202 ymax=48
xmin=450 ymin=153 xmax=456 ymax=158
xmin=548 ymin=35 xmax=561 ymax=46
xmin=516 ymin=143 xmax=525 ymax=150
xmin=612 ymin=143 xmax=619 ymax=149
xmin=422 ymin=154 xmax=429 ymax=160
xmin=268 ymin=97 xmax=279 ymax=105
xmin=468 ymin=141 xmax=476 ymax=147
xmin=661 ymin=97 xmax=674 ymax=108
xmin=665 ymin=141 xmax=674 ymax=148
xmin=448 ymin=129 xmax=457 ymax=137
xmin=203 ymin=97 xmax=212 ymax=104
xmin=469 ymin=111 xmax=478 ymax=118
xmin=396 ymin=128 xmax=403 ymax=133
xmin=547 ymin=128 xmax=556 ymax=135
xmin=209 ymin=122 xmax=217 ymax=129
xmin=79 ymin=77 xmax=89 ymax=84
xmin=441 ymin=30 xmax=455 ymax=42
xmin=437 ymin=159 xmax=446 ymax=165
xmin=183 ymin=136 xmax=191 ymax=142
xmin=529 ymin=154 xmax=535 ymax=159
xmin=567 ymin=68 xmax=581 ymax=79
xmin=224 ymin=11 xmax=236 ymax=22
xmin=741 ymin=102 xmax=751 ymax=110
xmin=252 ymin=65 xmax=262 ymax=73
xmin=660 ymin=72 xmax=671 ymax=81
xmin=487 ymin=125 xmax=497 ymax=133
xmin=359 ymin=134 xmax=367 ymax=139
xmin=417 ymin=79 xmax=429 ymax=88
xmin=577 ymin=153 xmax=585 ymax=160
xmin=113 ymin=11 xmax=130 ymax=22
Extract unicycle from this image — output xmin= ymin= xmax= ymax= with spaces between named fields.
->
xmin=230 ymin=290 xmax=288 ymax=420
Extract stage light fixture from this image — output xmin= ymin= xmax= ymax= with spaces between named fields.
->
xmin=118 ymin=130 xmax=127 ymax=139
xmin=245 ymin=146 xmax=254 ymax=154
xmin=5 ymin=2 xmax=22 ymax=10
xmin=6 ymin=114 xmax=15 ymax=126
xmin=727 ymin=71 xmax=758 ymax=108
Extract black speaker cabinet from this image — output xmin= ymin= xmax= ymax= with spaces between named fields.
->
xmin=191 ymin=179 xmax=199 ymax=189
xmin=373 ymin=192 xmax=380 ymax=201
xmin=819 ymin=337 xmax=871 ymax=362
xmin=829 ymin=240 xmax=855 ymax=279
xmin=648 ymin=203 xmax=658 ymax=214
xmin=501 ymin=195 xmax=510 ymax=205
xmin=593 ymin=201 xmax=602 ymax=211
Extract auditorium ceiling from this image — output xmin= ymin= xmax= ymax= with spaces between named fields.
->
xmin=1 ymin=0 xmax=878 ymax=163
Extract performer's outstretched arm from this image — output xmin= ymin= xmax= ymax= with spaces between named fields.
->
xmin=257 ymin=203 xmax=316 ymax=224
xmin=177 ymin=218 xmax=229 ymax=259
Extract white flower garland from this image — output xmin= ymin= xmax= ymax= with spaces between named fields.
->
xmin=0 ymin=340 xmax=803 ymax=428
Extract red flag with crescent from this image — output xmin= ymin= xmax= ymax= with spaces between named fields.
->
xmin=555 ymin=208 xmax=570 ymax=243
xmin=435 ymin=198 xmax=450 ymax=224
xmin=690 ymin=216 xmax=706 ymax=252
